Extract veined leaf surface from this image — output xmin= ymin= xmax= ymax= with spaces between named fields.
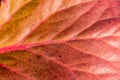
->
xmin=0 ymin=0 xmax=120 ymax=80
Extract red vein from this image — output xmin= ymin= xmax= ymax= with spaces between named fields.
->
xmin=27 ymin=49 xmax=79 ymax=80
xmin=0 ymin=63 xmax=34 ymax=80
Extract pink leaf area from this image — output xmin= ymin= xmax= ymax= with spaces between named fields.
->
xmin=0 ymin=0 xmax=120 ymax=80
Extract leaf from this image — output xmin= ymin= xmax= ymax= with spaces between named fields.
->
xmin=0 ymin=0 xmax=120 ymax=80
xmin=0 ymin=0 xmax=30 ymax=24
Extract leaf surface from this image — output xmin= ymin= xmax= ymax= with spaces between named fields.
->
xmin=0 ymin=0 xmax=120 ymax=80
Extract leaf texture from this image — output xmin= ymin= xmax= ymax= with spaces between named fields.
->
xmin=0 ymin=0 xmax=120 ymax=80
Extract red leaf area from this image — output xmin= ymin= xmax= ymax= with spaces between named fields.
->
xmin=0 ymin=0 xmax=120 ymax=80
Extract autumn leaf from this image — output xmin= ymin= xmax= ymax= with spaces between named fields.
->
xmin=0 ymin=0 xmax=120 ymax=80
